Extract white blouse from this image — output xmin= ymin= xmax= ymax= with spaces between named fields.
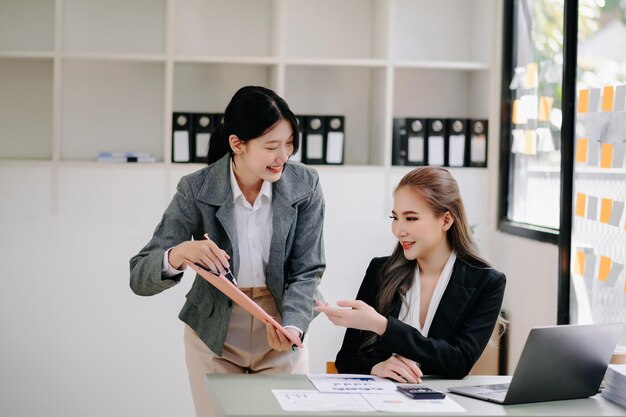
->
xmin=398 ymin=252 xmax=457 ymax=337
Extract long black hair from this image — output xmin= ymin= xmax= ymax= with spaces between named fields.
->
xmin=207 ymin=86 xmax=300 ymax=164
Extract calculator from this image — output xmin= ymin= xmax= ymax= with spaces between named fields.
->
xmin=396 ymin=385 xmax=446 ymax=400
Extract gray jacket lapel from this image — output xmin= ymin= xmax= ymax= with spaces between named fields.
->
xmin=267 ymin=165 xmax=310 ymax=291
xmin=196 ymin=154 xmax=239 ymax=275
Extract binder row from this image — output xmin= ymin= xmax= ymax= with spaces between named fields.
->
xmin=292 ymin=115 xmax=345 ymax=165
xmin=172 ymin=112 xmax=223 ymax=163
xmin=171 ymin=113 xmax=345 ymax=165
xmin=392 ymin=118 xmax=488 ymax=168
xmin=574 ymin=247 xmax=625 ymax=292
xmin=575 ymin=192 xmax=626 ymax=230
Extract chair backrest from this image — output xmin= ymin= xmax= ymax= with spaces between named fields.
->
xmin=326 ymin=361 xmax=338 ymax=374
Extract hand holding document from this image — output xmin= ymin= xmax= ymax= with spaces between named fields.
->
xmin=186 ymin=261 xmax=303 ymax=348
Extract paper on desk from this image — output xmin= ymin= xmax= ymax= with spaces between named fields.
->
xmin=272 ymin=390 xmax=375 ymax=412
xmin=362 ymin=392 xmax=467 ymax=413
xmin=307 ymin=374 xmax=397 ymax=393
xmin=186 ymin=261 xmax=303 ymax=348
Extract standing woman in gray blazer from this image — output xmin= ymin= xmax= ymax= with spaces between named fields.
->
xmin=130 ymin=86 xmax=325 ymax=416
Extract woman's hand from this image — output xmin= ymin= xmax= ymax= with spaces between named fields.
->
xmin=266 ymin=324 xmax=300 ymax=351
xmin=313 ymin=300 xmax=388 ymax=335
xmin=168 ymin=236 xmax=230 ymax=273
xmin=371 ymin=355 xmax=423 ymax=384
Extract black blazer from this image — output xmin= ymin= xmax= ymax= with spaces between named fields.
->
xmin=335 ymin=256 xmax=506 ymax=379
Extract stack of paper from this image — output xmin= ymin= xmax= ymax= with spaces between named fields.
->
xmin=271 ymin=374 xmax=466 ymax=413
xmin=602 ymin=365 xmax=626 ymax=407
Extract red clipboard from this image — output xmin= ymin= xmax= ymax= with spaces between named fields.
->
xmin=186 ymin=261 xmax=304 ymax=349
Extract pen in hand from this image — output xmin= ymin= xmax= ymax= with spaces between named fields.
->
xmin=203 ymin=233 xmax=238 ymax=286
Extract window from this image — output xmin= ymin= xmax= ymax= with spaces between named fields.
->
xmin=499 ymin=0 xmax=566 ymax=243
xmin=567 ymin=0 xmax=626 ymax=337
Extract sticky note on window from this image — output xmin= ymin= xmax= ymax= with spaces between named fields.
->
xmin=576 ymin=138 xmax=588 ymax=163
xmin=598 ymin=256 xmax=611 ymax=281
xmin=600 ymin=143 xmax=613 ymax=168
xmin=589 ymin=88 xmax=601 ymax=113
xmin=521 ymin=95 xmax=538 ymax=120
xmin=526 ymin=63 xmax=538 ymax=88
xmin=575 ymin=251 xmax=585 ymax=275
xmin=584 ymin=253 xmax=597 ymax=279
xmin=600 ymin=198 xmax=613 ymax=224
xmin=524 ymin=130 xmax=537 ymax=155
xmin=512 ymin=99 xmax=526 ymax=124
xmin=602 ymin=86 xmax=615 ymax=112
xmin=587 ymin=195 xmax=598 ymax=220
xmin=575 ymin=193 xmax=587 ymax=217
xmin=578 ymin=89 xmax=589 ymax=113
xmin=609 ymin=201 xmax=624 ymax=227
xmin=605 ymin=262 xmax=623 ymax=287
xmin=539 ymin=96 xmax=554 ymax=122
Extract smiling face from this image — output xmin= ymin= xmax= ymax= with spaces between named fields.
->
xmin=230 ymin=118 xmax=294 ymax=184
xmin=391 ymin=186 xmax=453 ymax=261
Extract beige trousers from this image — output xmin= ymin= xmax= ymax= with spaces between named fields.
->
xmin=184 ymin=287 xmax=308 ymax=417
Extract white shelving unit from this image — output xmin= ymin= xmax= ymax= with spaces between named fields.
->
xmin=0 ymin=0 xmax=497 ymax=167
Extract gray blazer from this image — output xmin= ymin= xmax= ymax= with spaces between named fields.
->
xmin=129 ymin=154 xmax=325 ymax=355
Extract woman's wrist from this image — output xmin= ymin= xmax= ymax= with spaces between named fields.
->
xmin=168 ymin=247 xmax=183 ymax=270
xmin=372 ymin=315 xmax=388 ymax=336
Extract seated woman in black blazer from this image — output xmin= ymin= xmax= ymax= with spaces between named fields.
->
xmin=315 ymin=166 xmax=506 ymax=383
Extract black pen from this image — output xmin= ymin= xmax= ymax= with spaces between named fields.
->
xmin=202 ymin=233 xmax=238 ymax=286
xmin=194 ymin=262 xmax=238 ymax=286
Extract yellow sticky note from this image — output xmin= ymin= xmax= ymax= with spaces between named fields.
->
xmin=575 ymin=193 xmax=587 ymax=217
xmin=600 ymin=143 xmax=613 ymax=168
xmin=602 ymin=86 xmax=615 ymax=112
xmin=600 ymin=198 xmax=613 ymax=223
xmin=576 ymin=138 xmax=588 ymax=163
xmin=526 ymin=63 xmax=538 ymax=88
xmin=512 ymin=99 xmax=521 ymax=124
xmin=524 ymin=130 xmax=537 ymax=155
xmin=539 ymin=96 xmax=553 ymax=122
xmin=575 ymin=251 xmax=585 ymax=275
xmin=598 ymin=256 xmax=611 ymax=281
xmin=578 ymin=89 xmax=589 ymax=113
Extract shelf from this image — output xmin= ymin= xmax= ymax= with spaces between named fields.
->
xmin=391 ymin=0 xmax=495 ymax=63
xmin=283 ymin=0 xmax=388 ymax=60
xmin=173 ymin=0 xmax=274 ymax=57
xmin=0 ymin=0 xmax=498 ymax=167
xmin=173 ymin=63 xmax=277 ymax=113
xmin=60 ymin=52 xmax=167 ymax=63
xmin=284 ymin=65 xmax=388 ymax=166
xmin=173 ymin=56 xmax=279 ymax=65
xmin=0 ymin=0 xmax=55 ymax=52
xmin=61 ymin=0 xmax=166 ymax=54
xmin=393 ymin=68 xmax=490 ymax=118
xmin=60 ymin=60 xmax=165 ymax=162
xmin=393 ymin=60 xmax=490 ymax=71
xmin=0 ymin=51 xmax=54 ymax=59
xmin=0 ymin=58 xmax=53 ymax=160
xmin=284 ymin=58 xmax=387 ymax=68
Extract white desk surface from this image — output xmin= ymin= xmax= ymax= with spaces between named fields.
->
xmin=204 ymin=374 xmax=625 ymax=417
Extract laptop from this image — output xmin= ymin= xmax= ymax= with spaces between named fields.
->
xmin=448 ymin=323 xmax=623 ymax=405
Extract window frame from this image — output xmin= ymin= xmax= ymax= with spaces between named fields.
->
xmin=498 ymin=0 xmax=576 ymax=247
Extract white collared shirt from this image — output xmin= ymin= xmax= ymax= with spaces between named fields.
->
xmin=398 ymin=252 xmax=457 ymax=337
xmin=228 ymin=160 xmax=273 ymax=288
xmin=162 ymin=161 xmax=272 ymax=288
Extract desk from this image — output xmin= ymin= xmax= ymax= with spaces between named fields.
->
xmin=204 ymin=374 xmax=625 ymax=416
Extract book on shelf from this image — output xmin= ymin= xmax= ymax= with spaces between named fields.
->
xmin=97 ymin=152 xmax=156 ymax=163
